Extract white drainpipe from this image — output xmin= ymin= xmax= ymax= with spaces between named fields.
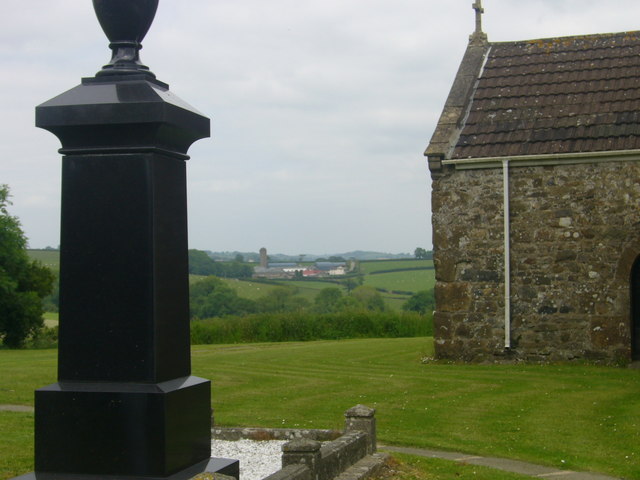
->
xmin=502 ymin=159 xmax=511 ymax=349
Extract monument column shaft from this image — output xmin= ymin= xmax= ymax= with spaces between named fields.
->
xmin=22 ymin=2 xmax=239 ymax=478
xmin=29 ymin=74 xmax=230 ymax=478
xmin=58 ymin=153 xmax=191 ymax=383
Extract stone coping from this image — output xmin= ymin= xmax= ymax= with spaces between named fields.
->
xmin=0 ymin=405 xmax=34 ymax=412
xmin=212 ymin=427 xmax=341 ymax=442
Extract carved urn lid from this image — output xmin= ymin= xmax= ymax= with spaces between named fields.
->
xmin=93 ymin=0 xmax=159 ymax=78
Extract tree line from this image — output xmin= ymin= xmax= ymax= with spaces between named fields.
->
xmin=190 ymin=309 xmax=431 ymax=345
xmin=188 ymin=249 xmax=253 ymax=278
xmin=189 ymin=266 xmax=434 ymax=345
xmin=190 ymin=275 xmax=433 ymax=320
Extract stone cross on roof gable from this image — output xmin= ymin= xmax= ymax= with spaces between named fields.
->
xmin=470 ymin=0 xmax=488 ymax=44
xmin=473 ymin=0 xmax=484 ymax=33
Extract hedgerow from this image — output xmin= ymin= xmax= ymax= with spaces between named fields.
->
xmin=190 ymin=310 xmax=432 ymax=345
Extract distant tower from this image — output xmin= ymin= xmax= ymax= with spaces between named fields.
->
xmin=260 ymin=247 xmax=268 ymax=269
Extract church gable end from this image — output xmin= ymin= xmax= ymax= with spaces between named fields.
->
xmin=426 ymin=29 xmax=640 ymax=364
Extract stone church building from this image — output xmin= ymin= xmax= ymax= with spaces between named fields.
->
xmin=425 ymin=5 xmax=640 ymax=363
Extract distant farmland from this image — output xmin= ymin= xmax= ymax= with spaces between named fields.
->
xmin=364 ymin=269 xmax=435 ymax=294
xmin=26 ymin=250 xmax=60 ymax=271
xmin=359 ymin=258 xmax=433 ymax=274
xmin=359 ymin=259 xmax=434 ymax=310
xmin=29 ymin=251 xmax=435 ymax=311
xmin=257 ymin=259 xmax=435 ymax=311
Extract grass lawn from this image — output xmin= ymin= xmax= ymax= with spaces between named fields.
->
xmin=195 ymin=339 xmax=639 ymax=480
xmin=384 ymin=453 xmax=534 ymax=480
xmin=2 ymin=339 xmax=638 ymax=480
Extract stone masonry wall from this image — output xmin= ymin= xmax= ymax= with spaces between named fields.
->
xmin=431 ymin=160 xmax=640 ymax=363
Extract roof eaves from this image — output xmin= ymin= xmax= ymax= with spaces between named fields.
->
xmin=442 ymin=148 xmax=640 ymax=169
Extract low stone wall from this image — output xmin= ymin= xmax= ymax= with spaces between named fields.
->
xmin=320 ymin=432 xmax=368 ymax=471
xmin=214 ymin=405 xmax=379 ymax=480
xmin=262 ymin=464 xmax=311 ymax=480
xmin=280 ymin=432 xmax=369 ymax=480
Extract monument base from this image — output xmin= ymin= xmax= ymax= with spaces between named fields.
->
xmin=13 ymin=457 xmax=240 ymax=480
xmin=34 ymin=376 xmax=215 ymax=478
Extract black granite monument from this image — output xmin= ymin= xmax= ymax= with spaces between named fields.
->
xmin=15 ymin=1 xmax=239 ymax=479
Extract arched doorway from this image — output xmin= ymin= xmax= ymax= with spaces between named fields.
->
xmin=632 ymin=256 xmax=640 ymax=361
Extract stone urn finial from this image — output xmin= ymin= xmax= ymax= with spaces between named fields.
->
xmin=93 ymin=0 xmax=159 ymax=78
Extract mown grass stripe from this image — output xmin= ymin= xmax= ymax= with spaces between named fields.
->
xmin=1 ymin=338 xmax=639 ymax=480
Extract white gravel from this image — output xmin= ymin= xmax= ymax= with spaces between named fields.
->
xmin=211 ymin=439 xmax=287 ymax=480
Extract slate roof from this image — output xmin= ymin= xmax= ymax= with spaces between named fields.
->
xmin=426 ymin=31 xmax=640 ymax=161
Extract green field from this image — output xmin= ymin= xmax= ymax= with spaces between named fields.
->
xmin=271 ymin=277 xmax=422 ymax=311
xmin=42 ymin=312 xmax=58 ymax=328
xmin=364 ymin=269 xmax=436 ymax=294
xmin=271 ymin=279 xmax=344 ymax=301
xmin=359 ymin=259 xmax=433 ymax=274
xmin=1 ymin=339 xmax=638 ymax=480
xmin=25 ymin=250 xmax=59 ymax=271
xmin=360 ymin=260 xmax=435 ymax=310
xmin=379 ymin=295 xmax=411 ymax=312
xmin=220 ymin=278 xmax=284 ymax=299
xmin=204 ymin=278 xmax=343 ymax=302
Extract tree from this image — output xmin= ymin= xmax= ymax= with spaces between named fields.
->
xmin=313 ymin=287 xmax=343 ymax=313
xmin=43 ymin=271 xmax=60 ymax=312
xmin=189 ymin=276 xmax=255 ymax=319
xmin=255 ymin=287 xmax=310 ymax=313
xmin=188 ymin=249 xmax=216 ymax=275
xmin=402 ymin=289 xmax=435 ymax=315
xmin=0 ymin=185 xmax=55 ymax=347
xmin=342 ymin=277 xmax=359 ymax=293
xmin=350 ymin=286 xmax=386 ymax=312
xmin=188 ymin=249 xmax=253 ymax=278
xmin=414 ymin=247 xmax=429 ymax=259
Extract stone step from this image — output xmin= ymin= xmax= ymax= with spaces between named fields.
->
xmin=333 ymin=453 xmax=391 ymax=480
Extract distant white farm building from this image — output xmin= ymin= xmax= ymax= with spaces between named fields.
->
xmin=252 ymin=252 xmax=348 ymax=279
xmin=282 ymin=266 xmax=306 ymax=274
xmin=328 ymin=266 xmax=346 ymax=276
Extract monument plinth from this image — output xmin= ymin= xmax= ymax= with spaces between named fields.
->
xmin=15 ymin=2 xmax=238 ymax=479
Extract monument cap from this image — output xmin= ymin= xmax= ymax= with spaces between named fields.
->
xmin=93 ymin=0 xmax=159 ymax=78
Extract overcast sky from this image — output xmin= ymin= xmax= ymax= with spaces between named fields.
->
xmin=2 ymin=1 xmax=640 ymax=255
